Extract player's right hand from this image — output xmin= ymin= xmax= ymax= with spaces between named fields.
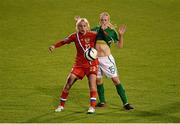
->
xmin=49 ymin=45 xmax=55 ymax=53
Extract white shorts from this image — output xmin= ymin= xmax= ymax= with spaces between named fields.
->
xmin=97 ymin=55 xmax=118 ymax=78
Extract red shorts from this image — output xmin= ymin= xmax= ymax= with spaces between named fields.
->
xmin=71 ymin=65 xmax=98 ymax=80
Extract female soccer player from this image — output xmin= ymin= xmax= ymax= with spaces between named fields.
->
xmin=49 ymin=18 xmax=98 ymax=114
xmin=92 ymin=12 xmax=134 ymax=110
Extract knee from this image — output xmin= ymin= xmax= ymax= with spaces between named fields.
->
xmin=64 ymin=75 xmax=77 ymax=90
xmin=90 ymin=87 xmax=97 ymax=92
xmin=67 ymin=77 xmax=74 ymax=85
xmin=88 ymin=74 xmax=97 ymax=91
xmin=96 ymin=78 xmax=102 ymax=85
xmin=111 ymin=77 xmax=120 ymax=85
xmin=67 ymin=74 xmax=77 ymax=84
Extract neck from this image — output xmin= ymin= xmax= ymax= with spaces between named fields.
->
xmin=101 ymin=25 xmax=108 ymax=30
xmin=79 ymin=31 xmax=87 ymax=35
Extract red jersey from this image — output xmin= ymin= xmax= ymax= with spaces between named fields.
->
xmin=54 ymin=31 xmax=98 ymax=68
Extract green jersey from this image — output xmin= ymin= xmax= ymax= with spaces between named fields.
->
xmin=92 ymin=26 xmax=119 ymax=47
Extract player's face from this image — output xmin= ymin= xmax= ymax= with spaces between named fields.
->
xmin=100 ymin=15 xmax=109 ymax=26
xmin=78 ymin=21 xmax=88 ymax=34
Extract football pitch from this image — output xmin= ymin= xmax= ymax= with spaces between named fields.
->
xmin=0 ymin=0 xmax=180 ymax=123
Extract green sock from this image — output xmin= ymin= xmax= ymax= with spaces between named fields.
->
xmin=97 ymin=84 xmax=106 ymax=103
xmin=115 ymin=83 xmax=128 ymax=105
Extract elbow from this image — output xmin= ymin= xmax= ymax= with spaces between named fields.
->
xmin=117 ymin=40 xmax=123 ymax=48
xmin=117 ymin=44 xmax=123 ymax=48
xmin=118 ymin=46 xmax=123 ymax=48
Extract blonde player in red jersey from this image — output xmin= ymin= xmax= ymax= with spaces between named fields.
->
xmin=49 ymin=18 xmax=98 ymax=114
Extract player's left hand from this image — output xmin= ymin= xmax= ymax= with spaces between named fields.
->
xmin=118 ymin=24 xmax=126 ymax=35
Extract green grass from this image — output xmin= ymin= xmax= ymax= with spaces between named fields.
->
xmin=0 ymin=0 xmax=180 ymax=123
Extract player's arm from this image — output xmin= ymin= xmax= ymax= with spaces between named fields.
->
xmin=49 ymin=38 xmax=71 ymax=52
xmin=117 ymin=25 xmax=126 ymax=48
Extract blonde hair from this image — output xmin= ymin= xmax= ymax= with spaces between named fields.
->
xmin=99 ymin=12 xmax=115 ymax=29
xmin=75 ymin=17 xmax=90 ymax=31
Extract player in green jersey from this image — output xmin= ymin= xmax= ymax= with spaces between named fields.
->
xmin=92 ymin=12 xmax=134 ymax=110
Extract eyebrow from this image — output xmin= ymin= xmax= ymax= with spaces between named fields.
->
xmin=79 ymin=24 xmax=87 ymax=26
xmin=101 ymin=19 xmax=107 ymax=20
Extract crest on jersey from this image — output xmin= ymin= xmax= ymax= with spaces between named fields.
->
xmin=85 ymin=38 xmax=90 ymax=43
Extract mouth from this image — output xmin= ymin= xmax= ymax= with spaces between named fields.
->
xmin=80 ymin=30 xmax=85 ymax=33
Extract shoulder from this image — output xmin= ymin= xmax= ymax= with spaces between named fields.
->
xmin=89 ymin=31 xmax=97 ymax=35
xmin=107 ymin=27 xmax=118 ymax=35
xmin=87 ymin=31 xmax=97 ymax=36
xmin=68 ymin=32 xmax=77 ymax=38
xmin=107 ymin=27 xmax=116 ymax=32
xmin=91 ymin=26 xmax=100 ymax=32
xmin=68 ymin=32 xmax=76 ymax=37
xmin=66 ymin=32 xmax=77 ymax=40
xmin=85 ymin=31 xmax=97 ymax=40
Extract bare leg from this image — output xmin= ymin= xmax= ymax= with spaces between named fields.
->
xmin=63 ymin=73 xmax=78 ymax=93
xmin=59 ymin=73 xmax=78 ymax=107
xmin=88 ymin=74 xmax=97 ymax=93
xmin=111 ymin=76 xmax=120 ymax=85
xmin=96 ymin=77 xmax=103 ymax=85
